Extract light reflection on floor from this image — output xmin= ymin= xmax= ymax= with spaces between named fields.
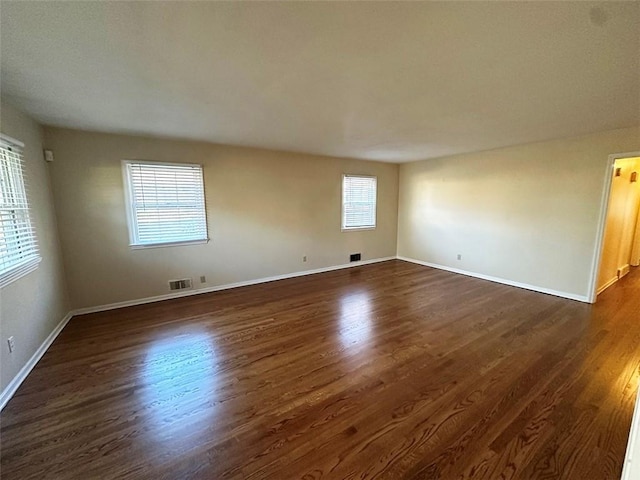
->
xmin=338 ymin=291 xmax=373 ymax=353
xmin=139 ymin=331 xmax=219 ymax=445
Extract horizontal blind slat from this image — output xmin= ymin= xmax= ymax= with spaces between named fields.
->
xmin=0 ymin=143 xmax=40 ymax=285
xmin=125 ymin=161 xmax=208 ymax=246
xmin=342 ymin=175 xmax=377 ymax=229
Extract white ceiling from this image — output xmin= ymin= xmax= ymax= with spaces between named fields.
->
xmin=1 ymin=2 xmax=638 ymax=163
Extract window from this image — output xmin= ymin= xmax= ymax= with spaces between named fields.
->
xmin=0 ymin=135 xmax=40 ymax=288
xmin=122 ymin=160 xmax=208 ymax=248
xmin=342 ymin=174 xmax=377 ymax=230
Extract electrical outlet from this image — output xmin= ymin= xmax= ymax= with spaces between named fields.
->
xmin=457 ymin=254 xmax=462 ymax=260
xmin=303 ymin=255 xmax=307 ymax=262
xmin=7 ymin=336 xmax=15 ymax=353
xmin=200 ymin=275 xmax=207 ymax=284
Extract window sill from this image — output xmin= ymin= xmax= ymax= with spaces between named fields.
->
xmin=130 ymin=239 xmax=209 ymax=250
xmin=342 ymin=227 xmax=376 ymax=232
xmin=0 ymin=256 xmax=42 ymax=289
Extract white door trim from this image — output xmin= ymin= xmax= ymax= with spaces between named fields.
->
xmin=588 ymin=151 xmax=640 ymax=303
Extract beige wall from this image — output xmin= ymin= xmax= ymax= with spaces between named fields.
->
xmin=0 ymin=101 xmax=69 ymax=395
xmin=1 ymin=108 xmax=635 ymax=396
xmin=397 ymin=127 xmax=640 ymax=300
xmin=633 ymin=197 xmax=640 ymax=267
xmin=43 ymin=128 xmax=399 ymax=309
xmin=598 ymin=157 xmax=640 ymax=291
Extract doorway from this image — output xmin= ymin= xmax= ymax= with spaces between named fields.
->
xmin=594 ymin=154 xmax=640 ymax=298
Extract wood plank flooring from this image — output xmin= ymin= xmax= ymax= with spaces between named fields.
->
xmin=1 ymin=260 xmax=639 ymax=479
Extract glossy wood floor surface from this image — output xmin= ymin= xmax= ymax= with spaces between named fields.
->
xmin=1 ymin=260 xmax=639 ymax=479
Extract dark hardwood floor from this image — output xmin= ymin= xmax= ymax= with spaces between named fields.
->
xmin=1 ymin=260 xmax=639 ymax=479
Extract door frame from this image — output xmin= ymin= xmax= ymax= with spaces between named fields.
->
xmin=588 ymin=150 xmax=640 ymax=303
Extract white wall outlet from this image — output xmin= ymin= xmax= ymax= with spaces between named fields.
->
xmin=303 ymin=255 xmax=307 ymax=262
xmin=200 ymin=275 xmax=207 ymax=284
xmin=7 ymin=336 xmax=15 ymax=353
xmin=457 ymin=254 xmax=462 ymax=260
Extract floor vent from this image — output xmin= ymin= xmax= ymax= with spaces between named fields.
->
xmin=169 ymin=278 xmax=192 ymax=291
xmin=350 ymin=253 xmax=361 ymax=262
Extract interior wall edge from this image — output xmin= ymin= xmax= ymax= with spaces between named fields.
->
xmin=0 ymin=99 xmax=71 ymax=398
xmin=597 ymin=275 xmax=619 ymax=295
xmin=588 ymin=153 xmax=619 ymax=302
xmin=0 ymin=311 xmax=73 ymax=411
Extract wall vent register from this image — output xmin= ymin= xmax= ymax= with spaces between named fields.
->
xmin=169 ymin=278 xmax=192 ymax=291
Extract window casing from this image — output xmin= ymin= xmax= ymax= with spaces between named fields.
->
xmin=342 ymin=174 xmax=377 ymax=230
xmin=0 ymin=135 xmax=40 ymax=288
xmin=122 ymin=160 xmax=208 ymax=248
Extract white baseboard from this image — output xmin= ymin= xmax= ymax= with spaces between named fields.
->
xmin=72 ymin=256 xmax=397 ymax=316
xmin=618 ymin=264 xmax=631 ymax=279
xmin=423 ymin=247 xmax=640 ymax=474
xmin=1 ymin=254 xmax=591 ymax=411
xmin=622 ymin=388 xmax=640 ymax=480
xmin=397 ymin=256 xmax=589 ymax=303
xmin=597 ymin=276 xmax=619 ymax=295
xmin=0 ymin=312 xmax=73 ymax=411
xmin=0 ymin=257 xmax=396 ymax=410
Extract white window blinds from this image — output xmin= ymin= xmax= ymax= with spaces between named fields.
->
xmin=342 ymin=175 xmax=377 ymax=230
xmin=123 ymin=161 xmax=208 ymax=247
xmin=0 ymin=137 xmax=40 ymax=287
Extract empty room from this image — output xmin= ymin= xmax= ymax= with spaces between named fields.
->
xmin=1 ymin=1 xmax=640 ymax=479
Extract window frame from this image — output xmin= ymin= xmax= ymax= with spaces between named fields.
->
xmin=121 ymin=160 xmax=209 ymax=249
xmin=0 ymin=133 xmax=41 ymax=288
xmin=341 ymin=174 xmax=378 ymax=232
